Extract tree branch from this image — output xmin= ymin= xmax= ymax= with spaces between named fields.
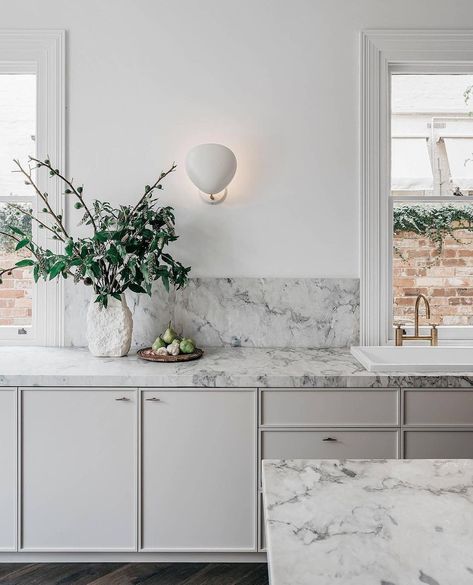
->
xmin=129 ymin=162 xmax=177 ymax=218
xmin=13 ymin=159 xmax=70 ymax=239
xmin=29 ymin=156 xmax=98 ymax=233
xmin=7 ymin=203 xmax=65 ymax=242
xmin=0 ymin=230 xmax=41 ymax=265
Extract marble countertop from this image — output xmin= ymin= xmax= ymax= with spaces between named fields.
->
xmin=1 ymin=346 xmax=473 ymax=387
xmin=262 ymin=459 xmax=473 ymax=585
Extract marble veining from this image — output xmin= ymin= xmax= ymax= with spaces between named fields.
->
xmin=173 ymin=278 xmax=359 ymax=348
xmin=262 ymin=459 xmax=473 ymax=585
xmin=64 ymin=277 xmax=359 ymax=349
xmin=1 ymin=346 xmax=473 ymax=387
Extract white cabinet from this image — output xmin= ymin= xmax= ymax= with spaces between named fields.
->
xmin=141 ymin=390 xmax=257 ymax=551
xmin=0 ymin=389 xmax=16 ymax=551
xmin=20 ymin=389 xmax=137 ymax=551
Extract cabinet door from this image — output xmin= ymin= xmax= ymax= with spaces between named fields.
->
xmin=404 ymin=431 xmax=473 ymax=458
xmin=141 ymin=390 xmax=257 ymax=551
xmin=0 ymin=389 xmax=16 ymax=551
xmin=21 ymin=389 xmax=137 ymax=551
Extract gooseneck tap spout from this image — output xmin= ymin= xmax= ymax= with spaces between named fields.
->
xmin=414 ymin=294 xmax=430 ymax=337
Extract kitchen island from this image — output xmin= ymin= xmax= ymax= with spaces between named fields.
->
xmin=262 ymin=458 xmax=473 ymax=585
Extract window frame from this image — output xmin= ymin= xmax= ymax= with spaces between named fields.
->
xmin=0 ymin=30 xmax=65 ymax=346
xmin=361 ymin=30 xmax=473 ymax=346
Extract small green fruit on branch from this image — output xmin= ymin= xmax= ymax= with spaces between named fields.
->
xmin=12 ymin=158 xmax=69 ymax=239
xmin=28 ymin=156 xmax=98 ymax=233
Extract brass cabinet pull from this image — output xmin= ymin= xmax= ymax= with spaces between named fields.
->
xmin=115 ymin=396 xmax=130 ymax=401
xmin=322 ymin=437 xmax=338 ymax=442
xmin=145 ymin=397 xmax=161 ymax=402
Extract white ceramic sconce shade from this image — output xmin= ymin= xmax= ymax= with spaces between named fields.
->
xmin=185 ymin=143 xmax=237 ymax=204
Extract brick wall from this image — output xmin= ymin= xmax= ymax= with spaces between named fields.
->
xmin=0 ymin=252 xmax=32 ymax=327
xmin=393 ymin=228 xmax=473 ymax=325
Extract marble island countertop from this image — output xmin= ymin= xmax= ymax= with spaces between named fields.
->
xmin=1 ymin=346 xmax=473 ymax=387
xmin=262 ymin=459 xmax=473 ymax=585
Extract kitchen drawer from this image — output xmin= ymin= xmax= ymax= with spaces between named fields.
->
xmin=404 ymin=431 xmax=473 ymax=458
xmin=261 ymin=390 xmax=398 ymax=427
xmin=404 ymin=391 xmax=473 ymax=426
xmin=261 ymin=429 xmax=399 ymax=460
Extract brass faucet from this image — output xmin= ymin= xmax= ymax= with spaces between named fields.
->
xmin=395 ymin=294 xmax=438 ymax=346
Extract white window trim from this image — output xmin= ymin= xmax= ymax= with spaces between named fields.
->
xmin=0 ymin=30 xmax=65 ymax=346
xmin=360 ymin=29 xmax=473 ymax=346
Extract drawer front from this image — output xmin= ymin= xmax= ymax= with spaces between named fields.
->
xmin=404 ymin=391 xmax=473 ymax=426
xmin=262 ymin=430 xmax=399 ymax=460
xmin=404 ymin=431 xmax=473 ymax=458
xmin=261 ymin=390 xmax=398 ymax=426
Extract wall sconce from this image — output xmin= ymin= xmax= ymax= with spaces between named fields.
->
xmin=185 ymin=143 xmax=237 ymax=204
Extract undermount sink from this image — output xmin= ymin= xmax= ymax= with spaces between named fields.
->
xmin=351 ymin=345 xmax=473 ymax=373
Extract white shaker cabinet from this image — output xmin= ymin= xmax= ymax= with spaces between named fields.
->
xmin=0 ymin=389 xmax=16 ymax=551
xmin=141 ymin=390 xmax=257 ymax=551
xmin=20 ymin=389 xmax=137 ymax=551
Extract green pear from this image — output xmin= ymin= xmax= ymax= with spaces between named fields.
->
xmin=152 ymin=336 xmax=166 ymax=351
xmin=180 ymin=338 xmax=195 ymax=354
xmin=162 ymin=321 xmax=178 ymax=345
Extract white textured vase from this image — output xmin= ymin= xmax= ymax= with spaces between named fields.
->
xmin=86 ymin=295 xmax=133 ymax=357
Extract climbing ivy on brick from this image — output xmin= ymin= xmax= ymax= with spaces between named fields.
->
xmin=393 ymin=204 xmax=473 ymax=254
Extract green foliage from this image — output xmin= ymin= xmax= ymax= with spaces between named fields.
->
xmin=0 ymin=204 xmax=32 ymax=253
xmin=393 ymin=203 xmax=473 ymax=253
xmin=0 ymin=158 xmax=190 ymax=305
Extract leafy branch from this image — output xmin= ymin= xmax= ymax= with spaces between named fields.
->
xmin=0 ymin=157 xmax=190 ymax=307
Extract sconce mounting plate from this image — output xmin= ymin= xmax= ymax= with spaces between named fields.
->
xmin=199 ymin=189 xmax=227 ymax=205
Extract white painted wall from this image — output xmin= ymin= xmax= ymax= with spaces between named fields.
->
xmin=2 ymin=0 xmax=473 ymax=278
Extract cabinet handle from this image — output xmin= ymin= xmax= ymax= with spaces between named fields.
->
xmin=115 ymin=396 xmax=130 ymax=401
xmin=322 ymin=437 xmax=338 ymax=442
xmin=145 ymin=397 xmax=161 ymax=402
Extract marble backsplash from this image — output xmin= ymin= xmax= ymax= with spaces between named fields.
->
xmin=65 ymin=277 xmax=359 ymax=349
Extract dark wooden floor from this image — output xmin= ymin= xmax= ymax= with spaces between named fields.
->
xmin=0 ymin=563 xmax=269 ymax=585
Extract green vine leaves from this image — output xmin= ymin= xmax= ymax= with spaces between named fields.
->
xmin=393 ymin=204 xmax=473 ymax=264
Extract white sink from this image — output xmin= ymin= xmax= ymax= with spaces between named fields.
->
xmin=351 ymin=345 xmax=473 ymax=373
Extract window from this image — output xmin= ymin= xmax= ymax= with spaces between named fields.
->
xmin=0 ymin=73 xmax=36 ymax=332
xmin=391 ymin=74 xmax=473 ymax=335
xmin=0 ymin=31 xmax=65 ymax=345
xmin=361 ymin=30 xmax=473 ymax=345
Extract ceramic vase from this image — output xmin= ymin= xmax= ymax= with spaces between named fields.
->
xmin=86 ymin=295 xmax=133 ymax=357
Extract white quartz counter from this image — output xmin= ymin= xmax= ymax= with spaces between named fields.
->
xmin=1 ymin=346 xmax=473 ymax=387
xmin=262 ymin=459 xmax=473 ymax=585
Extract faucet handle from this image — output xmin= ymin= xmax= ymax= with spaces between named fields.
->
xmin=394 ymin=322 xmax=407 ymax=346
